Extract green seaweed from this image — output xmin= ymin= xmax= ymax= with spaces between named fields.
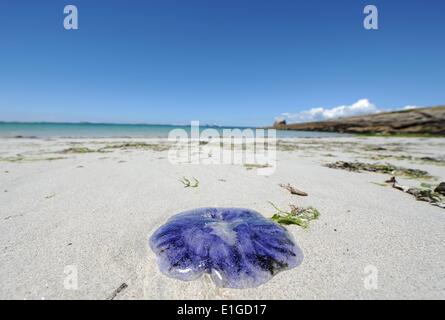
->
xmin=0 ymin=155 xmax=25 ymax=163
xmin=268 ymin=201 xmax=320 ymax=228
xmin=276 ymin=141 xmax=299 ymax=152
xmin=0 ymin=155 xmax=68 ymax=163
xmin=44 ymin=156 xmax=68 ymax=161
xmin=418 ymin=157 xmax=445 ymax=166
xmin=244 ymin=163 xmax=272 ymax=170
xmin=386 ymin=177 xmax=445 ymax=209
xmin=180 ymin=177 xmax=199 ymax=188
xmin=326 ymin=161 xmax=434 ymax=180
xmin=99 ymin=142 xmax=169 ymax=152
xmin=61 ymin=147 xmax=95 ymax=154
xmin=365 ymin=154 xmax=445 ymax=167
xmin=356 ymin=133 xmax=445 ymax=138
xmin=420 ymin=182 xmax=434 ymax=189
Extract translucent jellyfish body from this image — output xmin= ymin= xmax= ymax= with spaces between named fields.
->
xmin=149 ymin=208 xmax=303 ymax=288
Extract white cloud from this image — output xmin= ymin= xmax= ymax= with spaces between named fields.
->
xmin=276 ymin=99 xmax=423 ymax=123
xmin=402 ymin=105 xmax=419 ymax=110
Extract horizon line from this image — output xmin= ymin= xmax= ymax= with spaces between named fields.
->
xmin=0 ymin=120 xmax=256 ymax=129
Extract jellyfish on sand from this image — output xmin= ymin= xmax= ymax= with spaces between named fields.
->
xmin=150 ymin=208 xmax=303 ymax=288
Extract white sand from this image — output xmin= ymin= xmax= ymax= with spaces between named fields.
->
xmin=0 ymin=137 xmax=444 ymax=299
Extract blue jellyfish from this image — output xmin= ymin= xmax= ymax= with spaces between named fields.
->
xmin=149 ymin=208 xmax=303 ymax=288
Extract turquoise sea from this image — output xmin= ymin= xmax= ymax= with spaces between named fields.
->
xmin=0 ymin=122 xmax=346 ymax=139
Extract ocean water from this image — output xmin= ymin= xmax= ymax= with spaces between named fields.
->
xmin=0 ymin=122 xmax=346 ymax=139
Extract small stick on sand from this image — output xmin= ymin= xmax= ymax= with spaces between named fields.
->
xmin=108 ymin=283 xmax=128 ymax=300
xmin=279 ymin=183 xmax=308 ymax=196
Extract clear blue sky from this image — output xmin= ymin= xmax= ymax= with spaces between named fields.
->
xmin=0 ymin=0 xmax=444 ymax=126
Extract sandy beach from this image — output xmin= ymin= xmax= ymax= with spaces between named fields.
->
xmin=0 ymin=136 xmax=444 ymax=300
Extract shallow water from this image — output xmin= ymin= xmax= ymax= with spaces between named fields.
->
xmin=0 ymin=122 xmax=348 ymax=139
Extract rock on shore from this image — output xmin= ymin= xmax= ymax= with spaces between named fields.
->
xmin=273 ymin=106 xmax=445 ymax=135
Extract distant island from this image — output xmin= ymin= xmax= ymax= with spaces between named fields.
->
xmin=272 ymin=105 xmax=445 ymax=135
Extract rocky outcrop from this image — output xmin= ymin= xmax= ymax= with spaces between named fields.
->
xmin=272 ymin=106 xmax=445 ymax=135
xmin=273 ymin=119 xmax=287 ymax=129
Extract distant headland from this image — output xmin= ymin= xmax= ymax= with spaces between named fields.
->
xmin=272 ymin=105 xmax=445 ymax=136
